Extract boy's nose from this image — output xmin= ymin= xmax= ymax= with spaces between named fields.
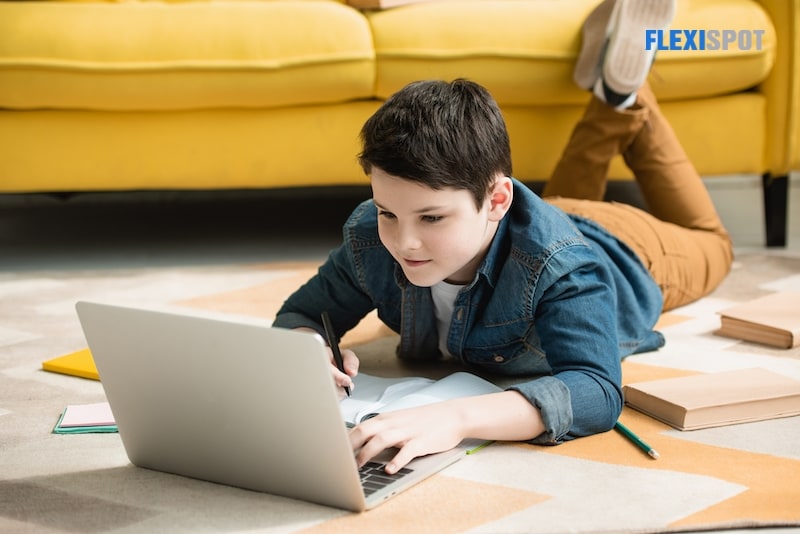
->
xmin=397 ymin=226 xmax=421 ymax=251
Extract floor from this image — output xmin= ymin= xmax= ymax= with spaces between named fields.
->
xmin=1 ymin=179 xmax=798 ymax=534
xmin=0 ymin=174 xmax=797 ymax=273
xmin=705 ymin=173 xmax=799 ymax=252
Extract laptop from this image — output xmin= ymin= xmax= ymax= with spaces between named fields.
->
xmin=74 ymin=301 xmax=465 ymax=512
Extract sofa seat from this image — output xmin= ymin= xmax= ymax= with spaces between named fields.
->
xmin=368 ymin=0 xmax=774 ymax=105
xmin=0 ymin=1 xmax=374 ymax=110
xmin=1 ymin=0 xmax=772 ymax=111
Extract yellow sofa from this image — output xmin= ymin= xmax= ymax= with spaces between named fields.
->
xmin=0 ymin=0 xmax=796 ymax=245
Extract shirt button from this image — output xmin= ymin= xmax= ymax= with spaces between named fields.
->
xmin=455 ymin=308 xmax=464 ymax=321
xmin=493 ymin=355 xmax=504 ymax=363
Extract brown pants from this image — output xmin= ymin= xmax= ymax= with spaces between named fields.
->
xmin=543 ymin=84 xmax=733 ymax=311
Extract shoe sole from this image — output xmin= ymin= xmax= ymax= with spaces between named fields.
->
xmin=573 ymin=0 xmax=617 ymax=90
xmin=603 ymin=0 xmax=675 ymax=95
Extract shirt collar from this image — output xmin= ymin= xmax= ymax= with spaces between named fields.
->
xmin=474 ymin=214 xmax=509 ymax=289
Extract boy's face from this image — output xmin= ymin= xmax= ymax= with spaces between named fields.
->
xmin=371 ymin=167 xmax=511 ymax=287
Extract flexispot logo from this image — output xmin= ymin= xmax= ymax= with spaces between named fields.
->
xmin=646 ymin=29 xmax=765 ymax=51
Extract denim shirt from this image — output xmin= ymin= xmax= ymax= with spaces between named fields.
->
xmin=274 ymin=179 xmax=664 ymax=444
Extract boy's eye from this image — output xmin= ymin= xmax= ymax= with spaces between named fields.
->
xmin=378 ymin=210 xmax=396 ymax=220
xmin=422 ymin=215 xmax=443 ymax=223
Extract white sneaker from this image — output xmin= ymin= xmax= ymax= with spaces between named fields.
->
xmin=573 ymin=0 xmax=617 ymax=91
xmin=602 ymin=0 xmax=676 ymax=96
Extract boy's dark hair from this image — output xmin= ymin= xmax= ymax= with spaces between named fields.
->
xmin=358 ymin=79 xmax=512 ymax=209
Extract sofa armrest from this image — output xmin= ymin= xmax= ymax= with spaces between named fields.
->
xmin=756 ymin=0 xmax=800 ymax=175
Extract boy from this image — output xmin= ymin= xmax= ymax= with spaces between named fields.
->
xmin=274 ymin=0 xmax=732 ymax=474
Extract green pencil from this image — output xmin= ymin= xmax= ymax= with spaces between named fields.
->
xmin=466 ymin=440 xmax=495 ymax=455
xmin=614 ymin=421 xmax=660 ymax=459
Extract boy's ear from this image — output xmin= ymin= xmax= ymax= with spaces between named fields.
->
xmin=487 ymin=175 xmax=513 ymax=221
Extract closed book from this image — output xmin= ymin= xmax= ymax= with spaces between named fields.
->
xmin=623 ymin=368 xmax=800 ymax=431
xmin=715 ymin=292 xmax=800 ymax=348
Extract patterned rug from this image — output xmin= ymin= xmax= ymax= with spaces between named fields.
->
xmin=1 ymin=252 xmax=799 ymax=533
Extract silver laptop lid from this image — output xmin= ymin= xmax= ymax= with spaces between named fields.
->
xmin=75 ymin=301 xmax=368 ymax=511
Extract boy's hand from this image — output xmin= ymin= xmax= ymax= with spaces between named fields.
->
xmin=348 ymin=391 xmax=545 ymax=474
xmin=348 ymin=401 xmax=465 ymax=474
xmin=329 ymin=346 xmax=358 ymax=399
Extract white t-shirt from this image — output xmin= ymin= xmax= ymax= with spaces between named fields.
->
xmin=431 ymin=280 xmax=464 ymax=357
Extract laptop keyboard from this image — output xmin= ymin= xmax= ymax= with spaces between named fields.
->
xmin=359 ymin=462 xmax=414 ymax=496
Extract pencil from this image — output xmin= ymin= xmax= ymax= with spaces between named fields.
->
xmin=321 ymin=311 xmax=350 ymax=397
xmin=614 ymin=421 xmax=659 ymax=459
xmin=466 ymin=440 xmax=495 ymax=455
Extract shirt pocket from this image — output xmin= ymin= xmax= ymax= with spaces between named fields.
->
xmin=462 ymin=324 xmax=551 ymax=376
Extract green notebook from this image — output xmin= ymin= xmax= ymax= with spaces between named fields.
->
xmin=53 ymin=402 xmax=117 ymax=434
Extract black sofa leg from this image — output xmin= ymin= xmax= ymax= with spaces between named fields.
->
xmin=762 ymin=173 xmax=788 ymax=248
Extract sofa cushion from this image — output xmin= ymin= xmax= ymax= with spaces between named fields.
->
xmin=0 ymin=1 xmax=374 ymax=111
xmin=368 ymin=0 xmax=775 ymax=104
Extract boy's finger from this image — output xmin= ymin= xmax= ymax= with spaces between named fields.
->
xmin=341 ymin=349 xmax=360 ymax=377
xmin=386 ymin=446 xmax=416 ymax=475
xmin=331 ymin=364 xmax=354 ymax=389
xmin=332 ymin=364 xmax=352 ymax=382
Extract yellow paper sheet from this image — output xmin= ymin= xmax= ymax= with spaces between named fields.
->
xmin=42 ymin=348 xmax=99 ymax=380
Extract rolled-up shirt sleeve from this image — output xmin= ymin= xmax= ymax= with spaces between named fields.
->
xmin=508 ymin=375 xmax=572 ymax=445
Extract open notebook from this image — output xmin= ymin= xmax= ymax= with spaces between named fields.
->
xmin=342 ymin=372 xmax=501 ymax=425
